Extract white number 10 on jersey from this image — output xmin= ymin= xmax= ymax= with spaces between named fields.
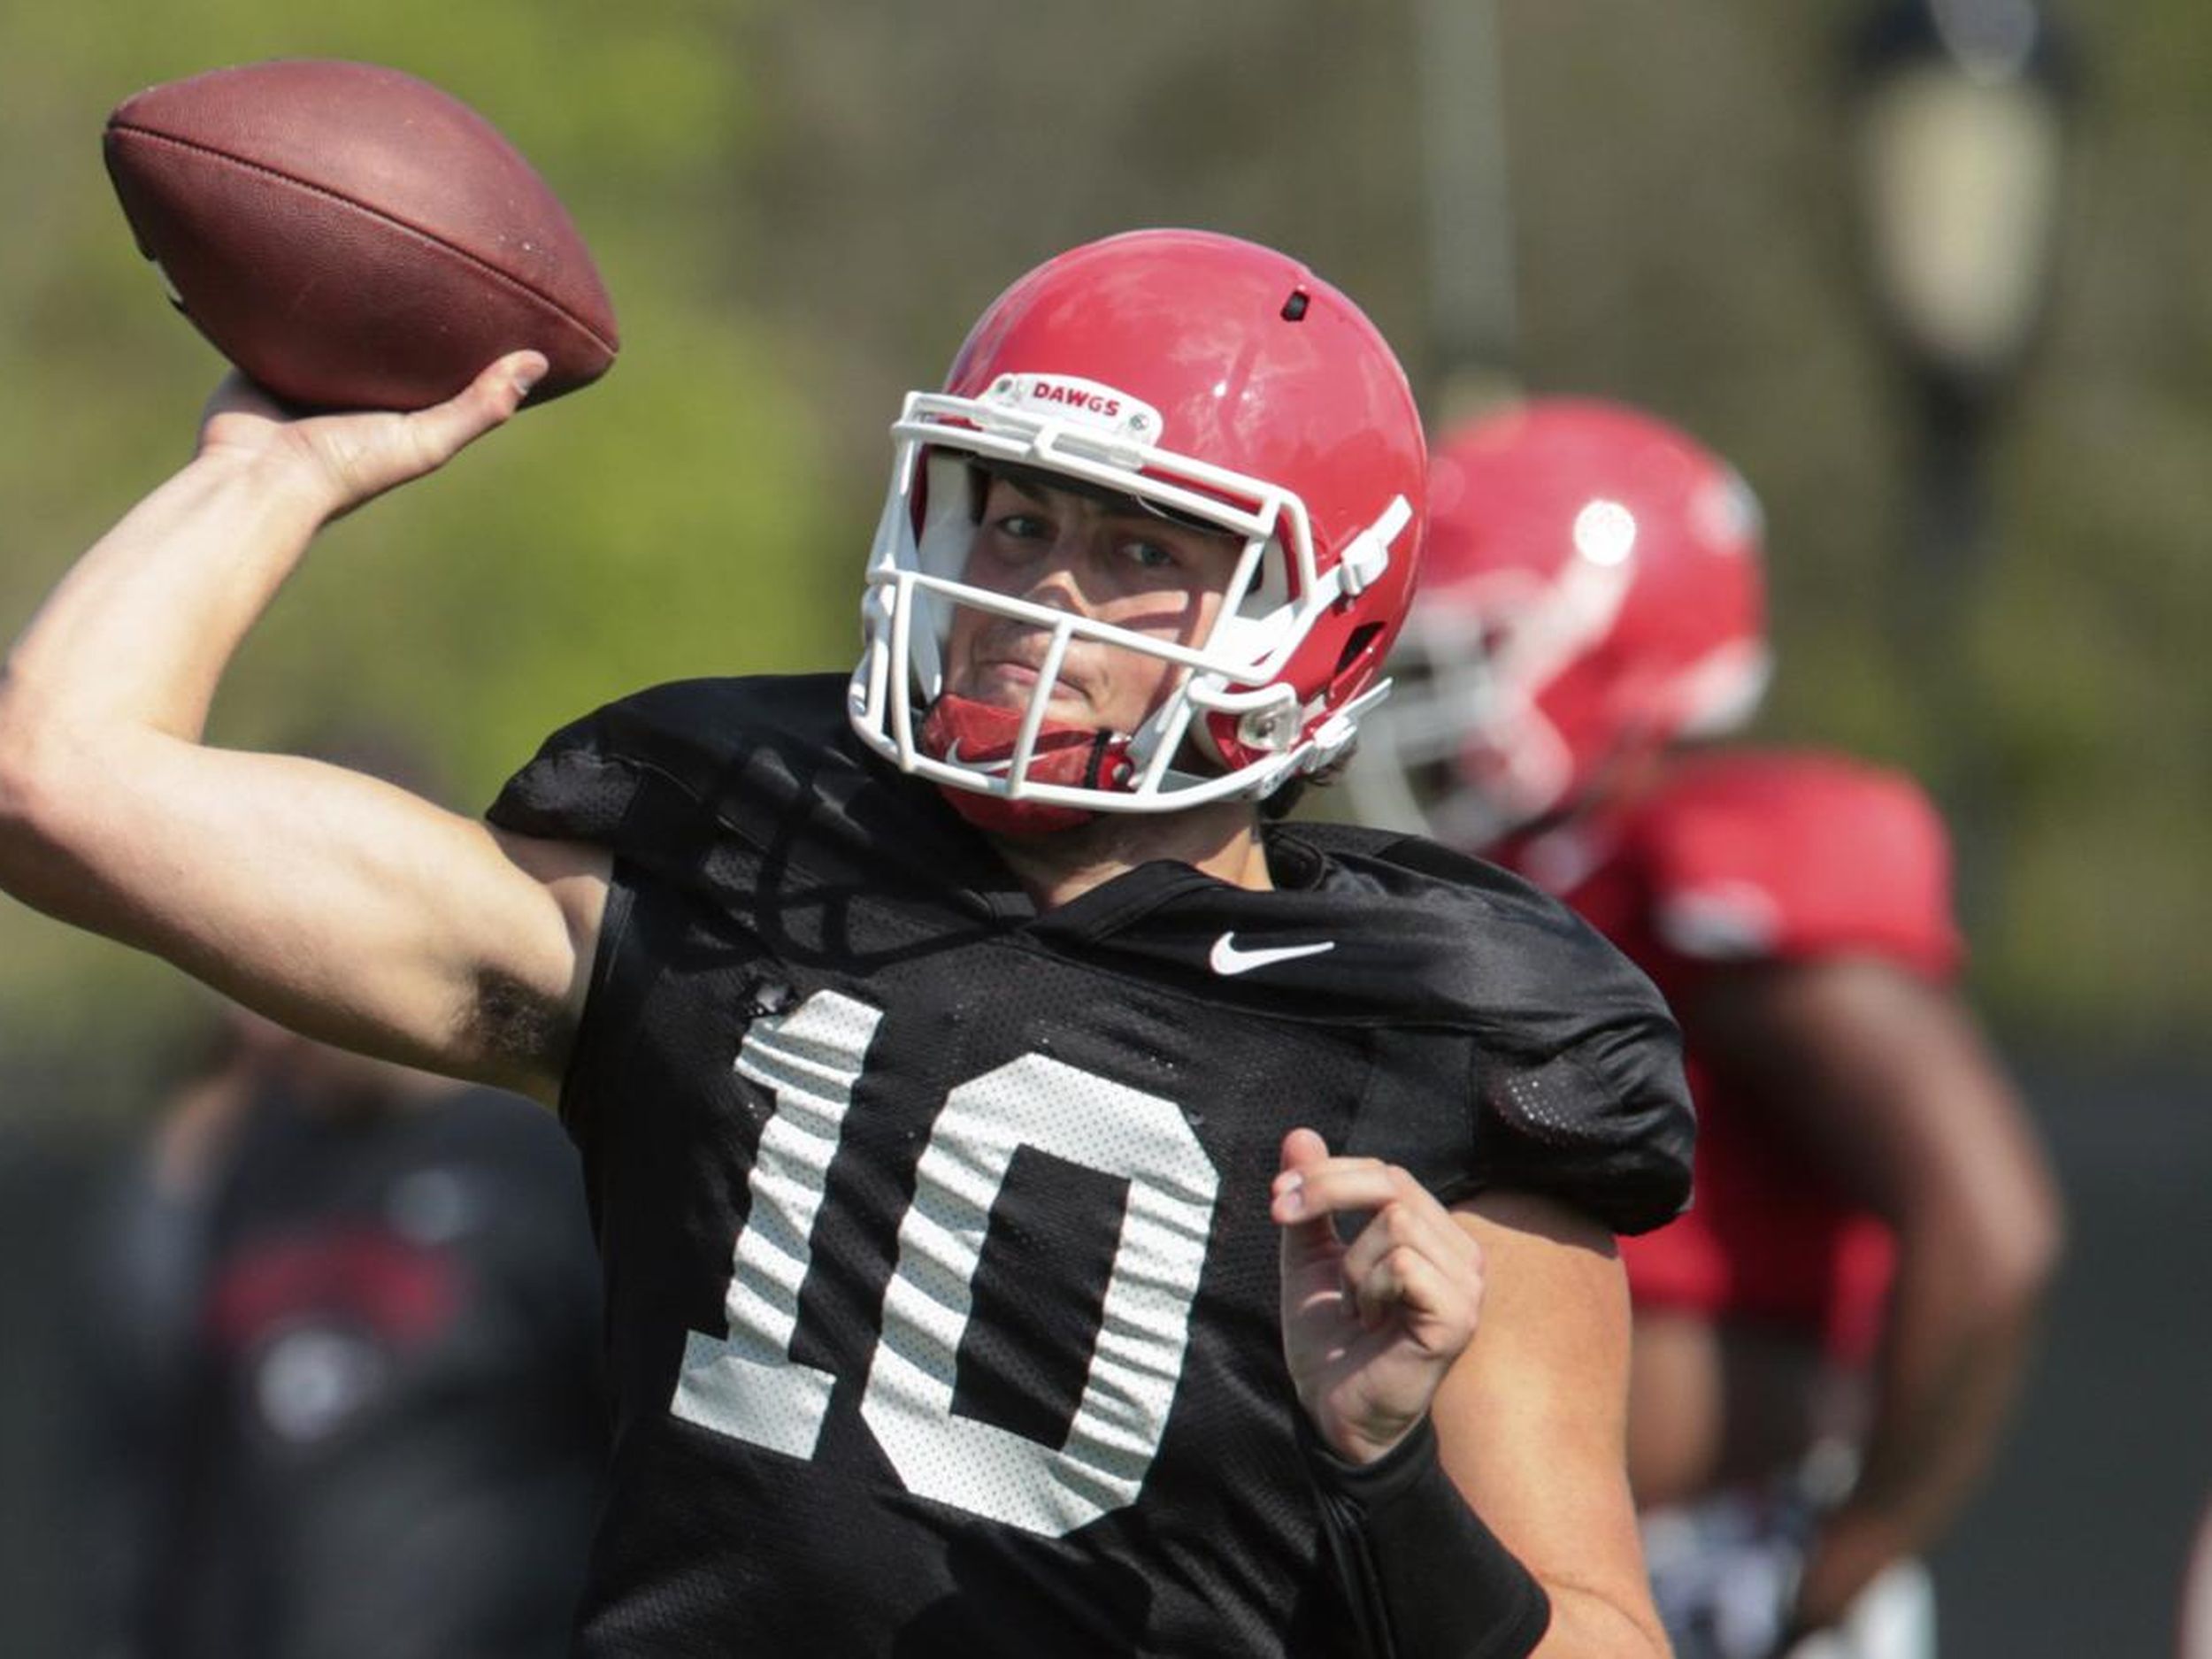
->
xmin=671 ymin=989 xmax=1221 ymax=1537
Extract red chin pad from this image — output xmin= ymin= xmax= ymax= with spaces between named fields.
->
xmin=918 ymin=695 xmax=1134 ymax=837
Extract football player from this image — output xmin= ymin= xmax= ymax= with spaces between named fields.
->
xmin=0 ymin=232 xmax=1693 ymax=1655
xmin=1350 ymin=397 xmax=2064 ymax=1658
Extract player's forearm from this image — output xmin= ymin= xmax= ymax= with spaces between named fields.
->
xmin=1869 ymin=1142 xmax=2061 ymax=1514
xmin=1529 ymin=1581 xmax=1669 ymax=1657
xmin=1797 ymin=1230 xmax=2053 ymax=1623
xmin=0 ymin=450 xmax=332 ymax=932
xmin=1876 ymin=1279 xmax=2043 ymax=1517
xmin=1 ymin=449 xmax=331 ymax=745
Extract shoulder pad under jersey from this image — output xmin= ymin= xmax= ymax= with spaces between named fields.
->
xmin=1634 ymin=749 xmax=1961 ymax=977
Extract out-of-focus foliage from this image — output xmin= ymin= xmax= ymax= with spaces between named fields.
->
xmin=2 ymin=0 xmax=2207 ymax=1110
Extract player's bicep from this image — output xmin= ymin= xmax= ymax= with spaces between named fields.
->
xmin=1433 ymin=1192 xmax=1663 ymax=1651
xmin=6 ymin=733 xmax=604 ymax=1096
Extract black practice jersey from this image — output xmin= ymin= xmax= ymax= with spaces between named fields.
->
xmin=488 ymin=673 xmax=1694 ymax=1658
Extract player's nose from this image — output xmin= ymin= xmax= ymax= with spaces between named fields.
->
xmin=1013 ymin=533 xmax=1099 ymax=617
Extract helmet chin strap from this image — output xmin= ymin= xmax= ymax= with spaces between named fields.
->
xmin=918 ymin=695 xmax=1137 ymax=838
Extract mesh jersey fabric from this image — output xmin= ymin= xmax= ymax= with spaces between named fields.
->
xmin=488 ymin=672 xmax=1693 ymax=1656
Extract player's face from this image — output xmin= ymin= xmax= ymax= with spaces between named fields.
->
xmin=945 ymin=472 xmax=1245 ymax=736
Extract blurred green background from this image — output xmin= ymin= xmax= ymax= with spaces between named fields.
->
xmin=3 ymin=2 xmax=2206 ymax=1099
xmin=1 ymin=4 xmax=2207 ymax=1655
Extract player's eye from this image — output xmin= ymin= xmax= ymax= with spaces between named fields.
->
xmin=984 ymin=511 xmax=1054 ymax=549
xmin=1120 ymin=538 xmax=1179 ymax=571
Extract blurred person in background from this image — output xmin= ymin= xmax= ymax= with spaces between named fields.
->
xmin=0 ymin=228 xmax=1696 ymax=1655
xmin=75 ymin=1002 xmax=606 ymax=1659
xmin=65 ymin=738 xmax=606 ymax=1659
xmin=1348 ymin=397 xmax=2063 ymax=1658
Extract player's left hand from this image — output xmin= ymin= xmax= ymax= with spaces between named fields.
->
xmin=1273 ymin=1126 xmax=1486 ymax=1464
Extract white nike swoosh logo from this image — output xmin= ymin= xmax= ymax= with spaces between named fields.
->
xmin=1208 ymin=933 xmax=1337 ymax=976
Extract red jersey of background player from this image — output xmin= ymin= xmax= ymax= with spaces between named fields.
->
xmin=1492 ymin=747 xmax=1960 ymax=1364
xmin=1349 ymin=396 xmax=2060 ymax=1657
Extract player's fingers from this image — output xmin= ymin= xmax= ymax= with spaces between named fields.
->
xmin=1278 ymin=1125 xmax=1331 ymax=1177
xmin=1339 ymin=1218 xmax=1481 ymax=1342
xmin=1276 ymin=1197 xmax=1342 ymax=1275
xmin=1347 ymin=1240 xmax=1413 ymax=1327
xmin=403 ymin=350 xmax=547 ymax=467
xmin=1272 ymin=1128 xmax=1395 ymax=1206
xmin=1339 ymin=1193 xmax=1482 ymax=1292
xmin=291 ymin=351 xmax=546 ymax=518
xmin=1348 ymin=1244 xmax=1479 ymax=1348
xmin=1272 ymin=1126 xmax=1354 ymax=1225
xmin=1274 ymin=1156 xmax=1420 ymax=1225
xmin=1276 ymin=1132 xmax=1355 ymax=1287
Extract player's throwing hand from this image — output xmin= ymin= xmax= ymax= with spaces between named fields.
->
xmin=1273 ymin=1126 xmax=1487 ymax=1464
xmin=195 ymin=350 xmax=547 ymax=522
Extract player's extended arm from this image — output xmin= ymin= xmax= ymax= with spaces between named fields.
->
xmin=1276 ymin=1133 xmax=1666 ymax=1656
xmin=0 ymin=356 xmax=606 ymax=1102
xmin=1689 ymin=957 xmax=2064 ymax=1638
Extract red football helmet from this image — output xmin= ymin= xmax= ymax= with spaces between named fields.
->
xmin=848 ymin=228 xmax=1427 ymax=826
xmin=1350 ymin=398 xmax=1770 ymax=844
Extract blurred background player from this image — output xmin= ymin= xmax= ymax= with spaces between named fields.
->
xmin=66 ymin=737 xmax=607 ymax=1659
xmin=1348 ymin=397 xmax=2064 ymax=1657
xmin=74 ymin=1008 xmax=607 ymax=1659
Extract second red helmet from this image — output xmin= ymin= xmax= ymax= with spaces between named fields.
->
xmin=1354 ymin=397 xmax=1770 ymax=843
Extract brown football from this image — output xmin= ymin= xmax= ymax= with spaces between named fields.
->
xmin=104 ymin=59 xmax=618 ymax=410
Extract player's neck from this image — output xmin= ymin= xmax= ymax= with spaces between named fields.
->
xmin=987 ymin=802 xmax=1271 ymax=912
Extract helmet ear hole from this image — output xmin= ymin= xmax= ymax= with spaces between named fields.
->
xmin=1331 ymin=623 xmax=1389 ymax=699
